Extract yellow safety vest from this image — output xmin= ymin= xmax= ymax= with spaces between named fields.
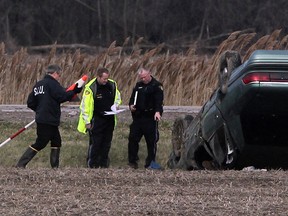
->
xmin=77 ymin=78 xmax=121 ymax=134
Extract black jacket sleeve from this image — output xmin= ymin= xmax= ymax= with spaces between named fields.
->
xmin=153 ymin=82 xmax=164 ymax=114
xmin=50 ymin=81 xmax=75 ymax=103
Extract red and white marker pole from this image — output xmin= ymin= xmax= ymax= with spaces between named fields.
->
xmin=0 ymin=75 xmax=88 ymax=148
xmin=0 ymin=120 xmax=35 ymax=148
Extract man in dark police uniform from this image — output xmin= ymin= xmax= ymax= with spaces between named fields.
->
xmin=16 ymin=64 xmax=83 ymax=168
xmin=128 ymin=68 xmax=164 ymax=169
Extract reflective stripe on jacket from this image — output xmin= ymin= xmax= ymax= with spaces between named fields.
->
xmin=77 ymin=78 xmax=121 ymax=134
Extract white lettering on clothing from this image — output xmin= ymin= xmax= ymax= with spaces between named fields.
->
xmin=34 ymin=86 xmax=45 ymax=96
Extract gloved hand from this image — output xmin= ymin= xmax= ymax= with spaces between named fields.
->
xmin=73 ymin=83 xmax=83 ymax=94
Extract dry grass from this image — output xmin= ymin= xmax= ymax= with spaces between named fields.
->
xmin=0 ymin=167 xmax=287 ymax=215
xmin=1 ymin=29 xmax=288 ymax=106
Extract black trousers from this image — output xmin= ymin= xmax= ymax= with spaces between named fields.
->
xmin=88 ymin=115 xmax=115 ymax=168
xmin=31 ymin=123 xmax=61 ymax=151
xmin=128 ymin=117 xmax=159 ymax=167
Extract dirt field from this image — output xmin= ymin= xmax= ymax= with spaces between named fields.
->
xmin=0 ymin=105 xmax=287 ymax=215
xmin=1 ymin=168 xmax=287 ymax=215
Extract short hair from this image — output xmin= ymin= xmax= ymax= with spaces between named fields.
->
xmin=97 ymin=67 xmax=109 ymax=77
xmin=46 ymin=64 xmax=62 ymax=74
xmin=137 ymin=68 xmax=150 ymax=75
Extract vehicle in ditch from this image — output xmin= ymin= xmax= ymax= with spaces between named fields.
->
xmin=168 ymin=50 xmax=288 ymax=170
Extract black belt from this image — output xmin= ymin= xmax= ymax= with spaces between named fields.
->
xmin=133 ymin=110 xmax=154 ymax=118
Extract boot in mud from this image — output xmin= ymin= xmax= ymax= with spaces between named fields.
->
xmin=16 ymin=146 xmax=38 ymax=168
xmin=50 ymin=147 xmax=60 ymax=168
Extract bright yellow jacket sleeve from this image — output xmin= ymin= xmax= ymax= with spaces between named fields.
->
xmin=77 ymin=81 xmax=95 ymax=134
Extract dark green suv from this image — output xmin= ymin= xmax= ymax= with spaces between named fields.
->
xmin=168 ymin=50 xmax=288 ymax=170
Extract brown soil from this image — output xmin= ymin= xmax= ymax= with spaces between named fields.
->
xmin=0 ymin=105 xmax=287 ymax=215
xmin=1 ymin=168 xmax=287 ymax=215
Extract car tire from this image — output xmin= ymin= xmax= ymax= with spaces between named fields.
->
xmin=218 ymin=50 xmax=242 ymax=94
xmin=167 ymin=114 xmax=194 ymax=168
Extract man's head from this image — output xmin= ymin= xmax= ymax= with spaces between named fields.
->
xmin=46 ymin=64 xmax=61 ymax=80
xmin=96 ymin=68 xmax=110 ymax=85
xmin=138 ymin=68 xmax=152 ymax=84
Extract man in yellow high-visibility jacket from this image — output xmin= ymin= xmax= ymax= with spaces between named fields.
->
xmin=78 ymin=68 xmax=121 ymax=168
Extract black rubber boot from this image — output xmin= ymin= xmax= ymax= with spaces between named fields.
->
xmin=16 ymin=147 xmax=37 ymax=168
xmin=50 ymin=147 xmax=60 ymax=168
xmin=100 ymin=157 xmax=110 ymax=168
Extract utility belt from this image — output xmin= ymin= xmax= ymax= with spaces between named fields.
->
xmin=93 ymin=111 xmax=113 ymax=120
xmin=132 ymin=109 xmax=154 ymax=119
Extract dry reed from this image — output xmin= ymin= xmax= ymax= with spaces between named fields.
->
xmin=1 ymin=29 xmax=287 ymax=106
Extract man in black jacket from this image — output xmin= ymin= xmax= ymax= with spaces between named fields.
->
xmin=128 ymin=68 xmax=164 ymax=169
xmin=16 ymin=64 xmax=83 ymax=168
